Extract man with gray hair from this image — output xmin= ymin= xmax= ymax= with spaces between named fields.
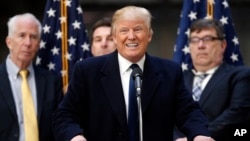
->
xmin=0 ymin=13 xmax=62 ymax=141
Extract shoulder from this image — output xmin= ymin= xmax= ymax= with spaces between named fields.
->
xmin=219 ymin=63 xmax=250 ymax=79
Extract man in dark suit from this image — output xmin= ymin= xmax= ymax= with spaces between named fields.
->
xmin=175 ymin=19 xmax=250 ymax=141
xmin=0 ymin=13 xmax=62 ymax=141
xmin=53 ymin=6 xmax=214 ymax=141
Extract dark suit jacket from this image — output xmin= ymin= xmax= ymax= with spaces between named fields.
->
xmin=183 ymin=63 xmax=250 ymax=140
xmin=53 ymin=51 xmax=210 ymax=141
xmin=0 ymin=60 xmax=63 ymax=141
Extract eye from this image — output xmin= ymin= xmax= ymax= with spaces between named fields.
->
xmin=119 ymin=28 xmax=128 ymax=34
xmin=189 ymin=37 xmax=200 ymax=43
xmin=203 ymin=36 xmax=214 ymax=42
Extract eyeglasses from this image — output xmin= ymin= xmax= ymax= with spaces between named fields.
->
xmin=189 ymin=36 xmax=224 ymax=45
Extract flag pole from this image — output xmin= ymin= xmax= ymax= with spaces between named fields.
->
xmin=207 ymin=0 xmax=214 ymax=19
xmin=61 ymin=0 xmax=69 ymax=93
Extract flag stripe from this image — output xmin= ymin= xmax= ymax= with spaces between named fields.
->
xmin=36 ymin=0 xmax=92 ymax=90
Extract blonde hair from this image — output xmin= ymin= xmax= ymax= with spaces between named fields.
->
xmin=111 ymin=6 xmax=153 ymax=35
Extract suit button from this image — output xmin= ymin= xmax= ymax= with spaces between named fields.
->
xmin=14 ymin=133 xmax=18 ymax=138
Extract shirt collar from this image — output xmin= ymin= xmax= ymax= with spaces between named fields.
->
xmin=192 ymin=65 xmax=219 ymax=76
xmin=118 ymin=53 xmax=145 ymax=74
xmin=6 ymin=54 xmax=34 ymax=77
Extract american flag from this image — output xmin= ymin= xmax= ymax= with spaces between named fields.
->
xmin=173 ymin=0 xmax=244 ymax=71
xmin=36 ymin=0 xmax=91 ymax=89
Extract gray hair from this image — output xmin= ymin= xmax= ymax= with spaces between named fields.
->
xmin=7 ymin=13 xmax=42 ymax=38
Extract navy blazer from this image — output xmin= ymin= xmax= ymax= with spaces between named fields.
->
xmin=184 ymin=63 xmax=250 ymax=140
xmin=0 ymin=60 xmax=63 ymax=141
xmin=53 ymin=51 xmax=210 ymax=141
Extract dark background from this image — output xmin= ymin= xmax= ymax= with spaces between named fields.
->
xmin=1 ymin=0 xmax=250 ymax=66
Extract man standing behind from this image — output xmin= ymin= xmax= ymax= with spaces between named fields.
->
xmin=175 ymin=19 xmax=250 ymax=141
xmin=53 ymin=6 xmax=214 ymax=141
xmin=90 ymin=17 xmax=116 ymax=57
xmin=0 ymin=13 xmax=63 ymax=141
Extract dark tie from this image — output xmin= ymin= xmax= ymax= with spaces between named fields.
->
xmin=192 ymin=74 xmax=207 ymax=101
xmin=128 ymin=64 xmax=140 ymax=141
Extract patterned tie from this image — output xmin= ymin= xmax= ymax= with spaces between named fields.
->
xmin=128 ymin=64 xmax=140 ymax=141
xmin=192 ymin=74 xmax=207 ymax=101
xmin=19 ymin=70 xmax=39 ymax=141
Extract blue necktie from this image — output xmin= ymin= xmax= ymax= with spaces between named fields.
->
xmin=128 ymin=64 xmax=140 ymax=141
xmin=192 ymin=74 xmax=207 ymax=101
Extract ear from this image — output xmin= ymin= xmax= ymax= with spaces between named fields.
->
xmin=112 ymin=35 xmax=117 ymax=44
xmin=221 ymin=39 xmax=227 ymax=52
xmin=5 ymin=37 xmax=12 ymax=50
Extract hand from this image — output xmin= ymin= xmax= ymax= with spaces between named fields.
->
xmin=175 ymin=137 xmax=188 ymax=141
xmin=193 ymin=135 xmax=215 ymax=141
xmin=70 ymin=135 xmax=87 ymax=141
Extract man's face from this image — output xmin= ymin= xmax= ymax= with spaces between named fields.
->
xmin=112 ymin=19 xmax=152 ymax=63
xmin=91 ymin=26 xmax=116 ymax=57
xmin=189 ymin=28 xmax=226 ymax=70
xmin=6 ymin=18 xmax=40 ymax=67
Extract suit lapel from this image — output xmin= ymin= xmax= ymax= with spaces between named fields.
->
xmin=33 ymin=66 xmax=46 ymax=121
xmin=140 ymin=55 xmax=160 ymax=113
xmin=100 ymin=52 xmax=128 ymax=130
xmin=199 ymin=63 xmax=230 ymax=105
xmin=0 ymin=62 xmax=18 ymax=120
xmin=183 ymin=71 xmax=194 ymax=93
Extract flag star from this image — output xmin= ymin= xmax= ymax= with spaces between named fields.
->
xmin=181 ymin=62 xmax=189 ymax=71
xmin=77 ymin=6 xmax=83 ymax=14
xmin=51 ymin=46 xmax=60 ymax=55
xmin=47 ymin=62 xmax=56 ymax=70
xmin=65 ymin=0 xmax=72 ymax=7
xmin=40 ymin=40 xmax=46 ymax=49
xmin=59 ymin=16 xmax=67 ymax=23
xmin=182 ymin=45 xmax=190 ymax=55
xmin=68 ymin=36 xmax=76 ymax=46
xmin=78 ymin=58 xmax=83 ymax=61
xmin=65 ymin=52 xmax=72 ymax=60
xmin=177 ymin=28 xmax=180 ymax=35
xmin=55 ymin=30 xmax=63 ymax=39
xmin=230 ymin=53 xmax=239 ymax=62
xmin=188 ymin=11 xmax=197 ymax=21
xmin=220 ymin=16 xmax=228 ymax=25
xmin=47 ymin=8 xmax=56 ymax=17
xmin=232 ymin=36 xmax=239 ymax=46
xmin=173 ymin=45 xmax=177 ymax=52
xmin=185 ymin=28 xmax=190 ymax=37
xmin=36 ymin=56 xmax=41 ymax=65
xmin=60 ymin=70 xmax=67 ymax=77
xmin=222 ymin=0 xmax=229 ymax=8
xmin=193 ymin=0 xmax=200 ymax=3
xmin=43 ymin=24 xmax=51 ymax=34
xmin=81 ymin=42 xmax=90 ymax=51
xmin=72 ymin=20 xmax=81 ymax=29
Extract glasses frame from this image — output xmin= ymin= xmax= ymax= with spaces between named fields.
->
xmin=188 ymin=36 xmax=224 ymax=45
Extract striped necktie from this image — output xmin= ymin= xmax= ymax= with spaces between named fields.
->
xmin=192 ymin=74 xmax=207 ymax=101
xmin=19 ymin=70 xmax=39 ymax=141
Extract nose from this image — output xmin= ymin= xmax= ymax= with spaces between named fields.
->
xmin=128 ymin=30 xmax=135 ymax=40
xmin=101 ymin=39 xmax=108 ymax=48
xmin=197 ymin=39 xmax=205 ymax=48
xmin=24 ymin=36 xmax=32 ymax=46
